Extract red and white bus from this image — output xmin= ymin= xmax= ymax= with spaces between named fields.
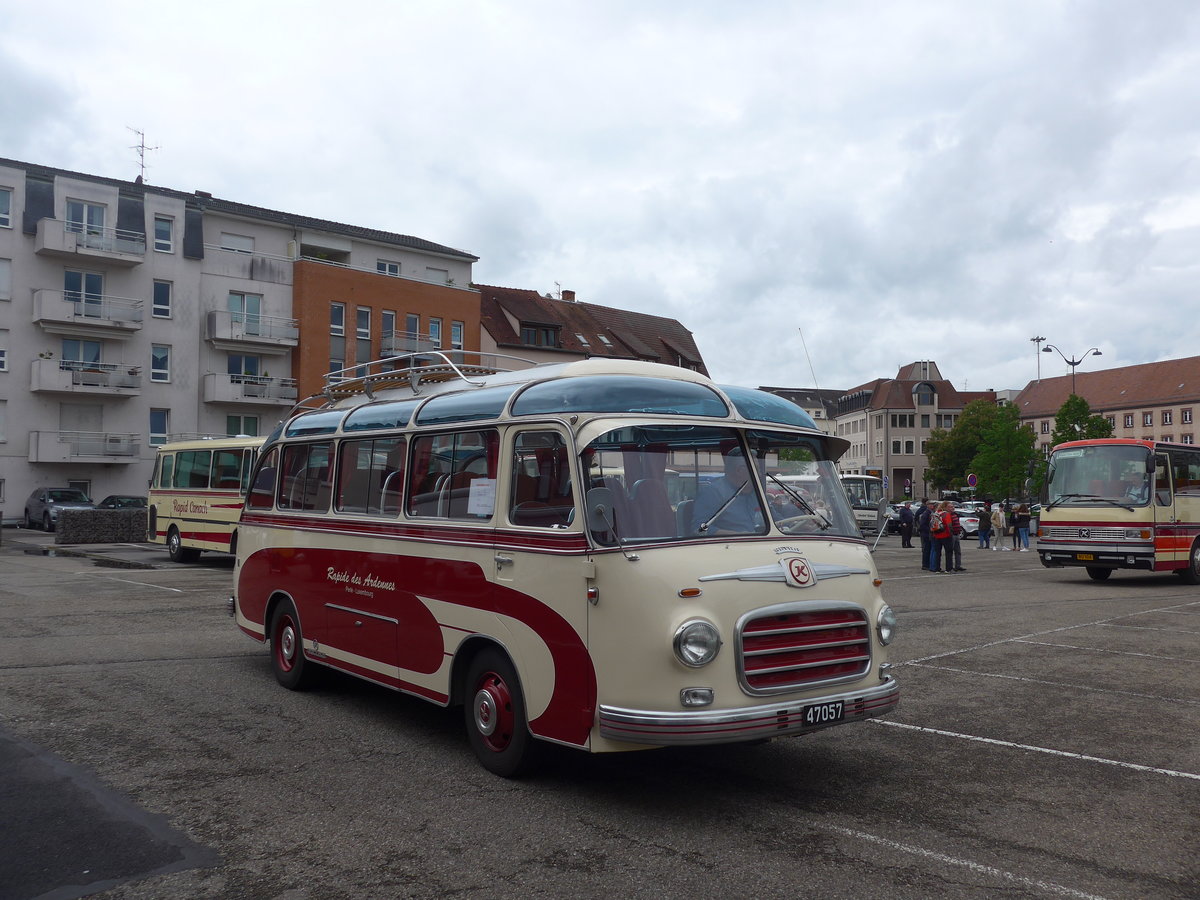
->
xmin=1037 ymin=438 xmax=1200 ymax=582
xmin=148 ymin=436 xmax=265 ymax=562
xmin=231 ymin=353 xmax=899 ymax=775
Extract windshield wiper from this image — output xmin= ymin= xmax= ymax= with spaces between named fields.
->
xmin=1048 ymin=493 xmax=1133 ymax=511
xmin=698 ymin=478 xmax=751 ymax=533
xmin=765 ymin=472 xmax=832 ymax=530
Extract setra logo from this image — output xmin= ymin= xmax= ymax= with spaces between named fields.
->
xmin=780 ymin=554 xmax=816 ymax=588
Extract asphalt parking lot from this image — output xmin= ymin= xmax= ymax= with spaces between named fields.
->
xmin=0 ymin=528 xmax=1196 ymax=899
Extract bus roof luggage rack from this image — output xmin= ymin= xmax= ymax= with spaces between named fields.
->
xmin=304 ymin=351 xmax=538 ymax=409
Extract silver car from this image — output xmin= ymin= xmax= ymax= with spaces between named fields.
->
xmin=25 ymin=488 xmax=93 ymax=531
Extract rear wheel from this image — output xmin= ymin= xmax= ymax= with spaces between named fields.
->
xmin=464 ymin=648 xmax=538 ymax=777
xmin=1086 ymin=566 xmax=1112 ymax=582
xmin=1177 ymin=541 xmax=1200 ymax=585
xmin=269 ymin=599 xmax=319 ymax=690
xmin=166 ymin=527 xmax=200 ymax=563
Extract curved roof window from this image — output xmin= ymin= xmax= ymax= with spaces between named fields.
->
xmin=415 ymin=385 xmax=521 ymax=426
xmin=511 ymin=375 xmax=728 ymax=417
xmin=343 ymin=398 xmax=420 ymax=432
xmin=284 ymin=409 xmax=345 ymax=437
xmin=913 ymin=382 xmax=937 ymax=406
xmin=721 ymin=385 xmax=817 ymax=429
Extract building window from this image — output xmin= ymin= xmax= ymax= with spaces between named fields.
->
xmin=429 ymin=318 xmax=442 ymax=349
xmin=228 ymin=354 xmax=261 ymax=380
xmin=152 ymin=280 xmax=172 ymax=318
xmin=890 ymin=414 xmax=914 ymax=428
xmin=875 ymin=415 xmax=884 ymax=428
xmin=330 ymin=303 xmax=345 ymax=336
xmin=1041 ymin=421 xmax=1050 ymax=434
xmin=596 ymin=333 xmax=613 ymax=347
xmin=153 ymin=216 xmax=174 ymax=252
xmin=891 ymin=440 xmax=901 ymax=454
xmin=356 ymin=307 xmax=371 ymax=340
xmin=1124 ymin=414 xmax=1134 ymax=428
xmin=0 ymin=187 xmax=11 ymax=228
xmin=451 ymin=321 xmax=464 ymax=351
xmin=0 ymin=258 xmax=10 ymax=301
xmin=220 ymin=232 xmax=254 ymax=254
xmin=920 ymin=414 xmax=929 ymax=428
xmin=329 ymin=357 xmax=344 ymax=374
xmin=227 ymin=415 xmax=259 ymax=437
xmin=64 ymin=269 xmax=104 ymax=314
xmin=382 ymin=310 xmax=396 ymax=339
xmin=1184 ymin=434 xmax=1194 ymax=445
xmin=425 ymin=267 xmax=449 ymax=283
xmin=905 ymin=440 xmax=915 ymax=454
xmin=1106 ymin=415 xmax=1115 ymax=427
xmin=1142 ymin=412 xmax=1153 ymax=426
xmin=151 ymin=345 xmax=170 ymax=382
xmin=149 ymin=409 xmax=169 ymax=446
xmin=229 ymin=292 xmax=262 ymax=334
xmin=62 ymin=338 xmax=101 ymax=368
xmin=1163 ymin=411 xmax=1173 ymax=425
xmin=377 ymin=260 xmax=400 ymax=277
xmin=66 ymin=199 xmax=105 ymax=239
xmin=0 ymin=328 xmax=7 ymax=371
xmin=914 ymin=383 xmax=935 ymax=405
xmin=0 ymin=400 xmax=5 ymax=443
xmin=521 ymin=323 xmax=558 ymax=347
xmin=1163 ymin=435 xmax=1174 ymax=443
xmin=1184 ymin=409 xmax=1193 ymax=424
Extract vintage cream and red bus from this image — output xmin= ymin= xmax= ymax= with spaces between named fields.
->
xmin=231 ymin=354 xmax=899 ymax=775
xmin=148 ymin=436 xmax=265 ymax=562
xmin=1037 ymin=438 xmax=1200 ymax=582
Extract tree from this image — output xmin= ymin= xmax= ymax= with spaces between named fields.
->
xmin=1050 ymin=394 xmax=1113 ymax=447
xmin=925 ymin=400 xmax=1006 ymax=492
xmin=970 ymin=405 xmax=1038 ymax=499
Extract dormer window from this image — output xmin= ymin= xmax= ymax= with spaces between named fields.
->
xmin=520 ymin=323 xmax=559 ymax=347
xmin=913 ymin=382 xmax=936 ymax=406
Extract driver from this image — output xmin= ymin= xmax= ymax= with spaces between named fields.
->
xmin=691 ymin=445 xmax=765 ymax=534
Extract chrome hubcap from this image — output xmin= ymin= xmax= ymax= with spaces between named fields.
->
xmin=473 ymin=688 xmax=498 ymax=736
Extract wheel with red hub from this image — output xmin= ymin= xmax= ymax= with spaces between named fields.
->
xmin=464 ymin=648 xmax=537 ymax=777
xmin=269 ymin=598 xmax=319 ymax=690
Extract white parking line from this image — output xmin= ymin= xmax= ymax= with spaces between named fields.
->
xmin=74 ymin=572 xmax=184 ymax=593
xmin=871 ymin=719 xmax=1200 ymax=781
xmin=1014 ymin=639 xmax=1200 ymax=663
xmin=1099 ymin=623 xmax=1200 ymax=635
xmin=907 ymin=662 xmax=1200 ymax=705
xmin=822 ymin=824 xmax=1111 ymax=900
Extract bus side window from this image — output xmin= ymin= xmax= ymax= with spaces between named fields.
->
xmin=335 ymin=437 xmax=405 ymax=516
xmin=510 ymin=431 xmax=573 ymax=528
xmin=215 ymin=450 xmax=244 ymax=489
xmin=279 ymin=442 xmax=333 ymax=512
xmin=175 ymin=450 xmax=212 ymax=489
xmin=159 ymin=454 xmax=174 ymax=490
xmin=247 ymin=448 xmax=278 ymax=510
xmin=1156 ymin=454 xmax=1172 ymax=505
xmin=408 ymin=431 xmax=497 ymax=519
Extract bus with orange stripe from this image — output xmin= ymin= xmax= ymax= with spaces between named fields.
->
xmin=230 ymin=353 xmax=899 ymax=776
xmin=1037 ymin=438 xmax=1200 ymax=582
xmin=148 ymin=435 xmax=265 ymax=562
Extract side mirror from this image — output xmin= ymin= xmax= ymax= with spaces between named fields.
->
xmin=586 ymin=487 xmax=616 ymax=532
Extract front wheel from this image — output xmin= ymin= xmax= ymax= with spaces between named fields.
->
xmin=166 ymin=527 xmax=199 ymax=563
xmin=464 ymin=648 xmax=538 ymax=777
xmin=1086 ymin=566 xmax=1112 ymax=582
xmin=1177 ymin=541 xmax=1200 ymax=585
xmin=269 ymin=599 xmax=320 ymax=690
xmin=43 ymin=514 xmax=54 ymax=533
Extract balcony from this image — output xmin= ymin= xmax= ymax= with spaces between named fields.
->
xmin=29 ymin=430 xmax=142 ymax=464
xmin=203 ymin=373 xmax=298 ymax=406
xmin=30 ymin=359 xmax=143 ymax=396
xmin=35 ymin=218 xmax=145 ymax=267
xmin=205 ymin=310 xmax=299 ymax=354
xmin=381 ymin=331 xmax=438 ymax=357
xmin=33 ymin=289 xmax=144 ymax=338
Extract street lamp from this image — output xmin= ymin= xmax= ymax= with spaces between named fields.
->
xmin=1030 ymin=336 xmax=1045 ymax=381
xmin=1042 ymin=344 xmax=1102 ymax=396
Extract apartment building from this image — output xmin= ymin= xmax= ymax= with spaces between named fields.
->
xmin=0 ymin=158 xmax=478 ymax=519
xmin=1014 ymin=355 xmax=1200 ymax=453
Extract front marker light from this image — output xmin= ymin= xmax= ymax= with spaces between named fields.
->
xmin=877 ymin=605 xmax=897 ymax=645
xmin=673 ymin=619 xmax=721 ymax=667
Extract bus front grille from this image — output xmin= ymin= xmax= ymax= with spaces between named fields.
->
xmin=738 ymin=607 xmax=871 ymax=694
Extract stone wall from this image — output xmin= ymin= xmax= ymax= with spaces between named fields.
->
xmin=55 ymin=509 xmax=149 ymax=544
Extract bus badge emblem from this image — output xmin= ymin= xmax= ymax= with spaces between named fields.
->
xmin=780 ymin=555 xmax=816 ymax=588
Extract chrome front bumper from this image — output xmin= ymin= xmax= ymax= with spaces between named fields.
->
xmin=598 ymin=676 xmax=899 ymax=745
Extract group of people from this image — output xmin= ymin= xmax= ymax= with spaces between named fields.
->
xmin=896 ymin=499 xmax=1034 ymax=574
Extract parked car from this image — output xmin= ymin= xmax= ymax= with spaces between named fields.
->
xmin=955 ymin=511 xmax=981 ymax=536
xmin=24 ymin=488 xmax=93 ymax=531
xmin=95 ymin=495 xmax=148 ymax=509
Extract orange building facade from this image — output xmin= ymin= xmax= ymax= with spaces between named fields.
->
xmin=292 ymin=260 xmax=482 ymax=403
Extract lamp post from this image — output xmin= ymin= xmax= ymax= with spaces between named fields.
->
xmin=1030 ymin=335 xmax=1045 ymax=381
xmin=1042 ymin=344 xmax=1102 ymax=396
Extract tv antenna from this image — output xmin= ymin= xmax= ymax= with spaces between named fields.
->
xmin=128 ymin=128 xmax=160 ymax=181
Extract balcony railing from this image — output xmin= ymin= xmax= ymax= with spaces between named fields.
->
xmin=30 ymin=358 xmax=142 ymax=395
xmin=381 ymin=331 xmax=439 ymax=356
xmin=203 ymin=372 xmax=299 ymax=405
xmin=205 ymin=309 xmax=299 ymax=350
xmin=33 ymin=289 xmax=144 ymax=335
xmin=35 ymin=218 xmax=145 ymax=266
xmin=29 ymin=430 xmax=142 ymax=463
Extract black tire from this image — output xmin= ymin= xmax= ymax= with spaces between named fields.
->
xmin=166 ymin=527 xmax=200 ymax=563
xmin=268 ymin=599 xmax=320 ymax=690
xmin=43 ymin=513 xmax=54 ymax=533
xmin=464 ymin=648 xmax=538 ymax=777
xmin=1177 ymin=541 xmax=1200 ymax=585
xmin=1086 ymin=566 xmax=1112 ymax=582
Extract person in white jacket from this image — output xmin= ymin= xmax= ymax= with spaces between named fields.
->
xmin=990 ymin=504 xmax=1007 ymax=550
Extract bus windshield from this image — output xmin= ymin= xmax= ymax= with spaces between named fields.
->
xmin=1046 ymin=444 xmax=1152 ymax=508
xmin=582 ymin=424 xmax=859 ymax=544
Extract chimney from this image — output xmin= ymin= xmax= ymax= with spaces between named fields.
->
xmin=561 ymin=289 xmax=576 ymax=303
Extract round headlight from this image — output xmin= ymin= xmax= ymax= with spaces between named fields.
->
xmin=877 ymin=605 xmax=897 ymax=646
xmin=673 ymin=619 xmax=721 ymax=667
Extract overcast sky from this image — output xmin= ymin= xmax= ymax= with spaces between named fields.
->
xmin=3 ymin=1 xmax=1198 ymax=395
